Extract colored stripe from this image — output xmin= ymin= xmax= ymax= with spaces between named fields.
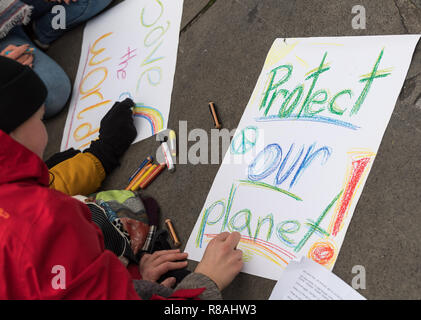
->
xmin=133 ymin=105 xmax=164 ymax=135
xmin=255 ymin=115 xmax=359 ymax=130
xmin=238 ymin=180 xmax=303 ymax=201
xmin=0 ymin=1 xmax=27 ymax=28
xmin=205 ymin=234 xmax=295 ymax=267
xmin=331 ymin=157 xmax=371 ymax=236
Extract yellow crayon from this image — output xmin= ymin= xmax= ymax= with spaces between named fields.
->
xmin=130 ymin=164 xmax=157 ymax=191
xmin=125 ymin=163 xmax=152 ymax=190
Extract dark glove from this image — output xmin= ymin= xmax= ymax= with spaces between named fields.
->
xmin=85 ymin=98 xmax=137 ymax=174
xmin=45 ymin=148 xmax=81 ymax=169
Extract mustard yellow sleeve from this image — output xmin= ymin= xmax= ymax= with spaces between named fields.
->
xmin=49 ymin=152 xmax=106 ymax=196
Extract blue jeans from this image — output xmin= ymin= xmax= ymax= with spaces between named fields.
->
xmin=0 ymin=27 xmax=71 ymax=119
xmin=22 ymin=0 xmax=113 ymax=44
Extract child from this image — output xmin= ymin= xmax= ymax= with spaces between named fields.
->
xmin=0 ymin=56 xmax=243 ymax=299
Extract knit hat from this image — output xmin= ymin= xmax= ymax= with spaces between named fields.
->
xmin=0 ymin=55 xmax=47 ymax=134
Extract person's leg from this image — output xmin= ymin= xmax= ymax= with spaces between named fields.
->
xmin=21 ymin=0 xmax=54 ymax=20
xmin=31 ymin=0 xmax=113 ymax=45
xmin=0 ymin=27 xmax=71 ymax=118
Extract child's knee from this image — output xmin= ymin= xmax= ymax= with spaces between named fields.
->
xmin=43 ymin=71 xmax=71 ymax=119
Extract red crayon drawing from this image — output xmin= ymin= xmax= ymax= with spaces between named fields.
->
xmin=330 ymin=151 xmax=375 ymax=236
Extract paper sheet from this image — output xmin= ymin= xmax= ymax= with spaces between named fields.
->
xmin=185 ymin=35 xmax=420 ymax=280
xmin=61 ymin=0 xmax=184 ymax=151
xmin=269 ymin=257 xmax=365 ymax=300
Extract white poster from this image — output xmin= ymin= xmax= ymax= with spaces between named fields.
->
xmin=269 ymin=258 xmax=365 ymax=300
xmin=61 ymin=0 xmax=184 ymax=151
xmin=186 ymin=35 xmax=420 ymax=280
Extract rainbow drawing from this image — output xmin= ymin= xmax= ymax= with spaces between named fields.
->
xmin=205 ymin=234 xmax=296 ymax=268
xmin=133 ymin=104 xmax=165 ymax=135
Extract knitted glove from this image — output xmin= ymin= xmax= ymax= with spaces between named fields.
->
xmin=85 ymin=98 xmax=137 ymax=174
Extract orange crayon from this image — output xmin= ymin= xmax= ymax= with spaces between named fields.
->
xmin=125 ymin=163 xmax=152 ymax=190
xmin=165 ymin=219 xmax=181 ymax=248
xmin=130 ymin=164 xmax=157 ymax=191
xmin=140 ymin=164 xmax=166 ymax=189
xmin=209 ymin=102 xmax=222 ymax=129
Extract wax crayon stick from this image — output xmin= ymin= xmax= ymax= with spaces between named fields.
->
xmin=131 ymin=164 xmax=157 ymax=191
xmin=125 ymin=163 xmax=152 ymax=191
xmin=140 ymin=164 xmax=166 ymax=189
xmin=168 ymin=130 xmax=177 ymax=158
xmin=161 ymin=142 xmax=175 ymax=172
xmin=128 ymin=156 xmax=153 ymax=182
xmin=157 ymin=129 xmax=177 ymax=159
xmin=209 ymin=102 xmax=222 ymax=129
xmin=165 ymin=219 xmax=181 ymax=248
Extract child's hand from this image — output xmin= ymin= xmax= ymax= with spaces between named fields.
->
xmin=85 ymin=98 xmax=137 ymax=173
xmin=195 ymin=232 xmax=243 ymax=291
xmin=1 ymin=45 xmax=34 ymax=68
xmin=98 ymin=98 xmax=137 ymax=153
xmin=139 ymin=249 xmax=188 ymax=288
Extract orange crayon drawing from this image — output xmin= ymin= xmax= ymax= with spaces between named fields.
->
xmin=65 ymin=32 xmax=114 ymax=150
xmin=307 ymin=240 xmax=337 ymax=267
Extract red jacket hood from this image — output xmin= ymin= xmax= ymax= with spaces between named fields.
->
xmin=0 ymin=130 xmax=49 ymax=187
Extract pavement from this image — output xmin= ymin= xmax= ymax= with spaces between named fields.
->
xmin=43 ymin=0 xmax=421 ymax=299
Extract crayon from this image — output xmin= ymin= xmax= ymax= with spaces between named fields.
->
xmin=209 ymin=102 xmax=222 ymax=129
xmin=128 ymin=156 xmax=153 ymax=182
xmin=130 ymin=164 xmax=157 ymax=191
xmin=140 ymin=164 xmax=166 ymax=189
xmin=165 ymin=219 xmax=181 ymax=248
xmin=168 ymin=130 xmax=177 ymax=158
xmin=161 ymin=142 xmax=175 ymax=172
xmin=157 ymin=129 xmax=177 ymax=159
xmin=125 ymin=163 xmax=152 ymax=191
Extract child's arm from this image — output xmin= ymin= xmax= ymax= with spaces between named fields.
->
xmin=49 ymin=152 xmax=106 ymax=196
xmin=172 ymin=273 xmax=222 ymax=299
xmin=48 ymin=98 xmax=137 ymax=196
xmin=84 ymin=98 xmax=137 ymax=174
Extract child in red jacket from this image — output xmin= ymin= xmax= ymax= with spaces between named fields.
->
xmin=0 ymin=56 xmax=243 ymax=299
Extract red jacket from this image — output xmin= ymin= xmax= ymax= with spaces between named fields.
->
xmin=0 ymin=131 xmax=200 ymax=300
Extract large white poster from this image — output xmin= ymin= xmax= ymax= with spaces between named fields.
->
xmin=186 ymin=35 xmax=420 ymax=280
xmin=61 ymin=0 xmax=184 ymax=151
